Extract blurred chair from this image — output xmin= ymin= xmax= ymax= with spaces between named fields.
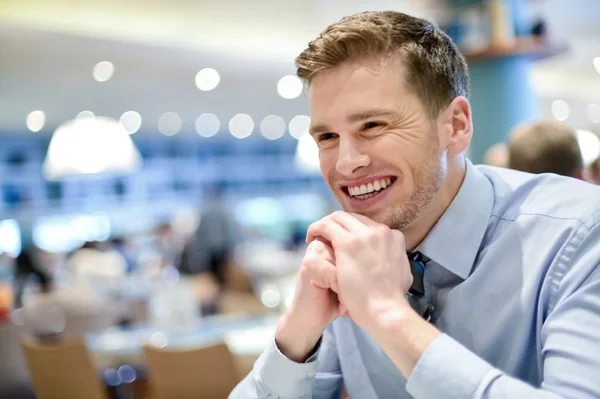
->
xmin=21 ymin=299 xmax=118 ymax=340
xmin=144 ymin=342 xmax=239 ymax=399
xmin=0 ymin=321 xmax=33 ymax=397
xmin=63 ymin=306 xmax=119 ymax=339
xmin=20 ymin=337 xmax=108 ymax=399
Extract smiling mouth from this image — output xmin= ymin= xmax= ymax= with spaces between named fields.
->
xmin=342 ymin=177 xmax=397 ymax=200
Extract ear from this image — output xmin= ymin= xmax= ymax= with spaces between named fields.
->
xmin=438 ymin=96 xmax=472 ymax=155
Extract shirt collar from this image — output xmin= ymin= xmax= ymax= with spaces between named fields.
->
xmin=417 ymin=160 xmax=494 ymax=280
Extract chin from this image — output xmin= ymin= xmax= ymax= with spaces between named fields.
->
xmin=350 ymin=208 xmax=387 ymax=224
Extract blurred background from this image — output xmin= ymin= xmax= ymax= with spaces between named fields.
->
xmin=0 ymin=0 xmax=599 ymax=398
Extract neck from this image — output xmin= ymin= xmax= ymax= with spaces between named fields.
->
xmin=404 ymin=156 xmax=467 ymax=250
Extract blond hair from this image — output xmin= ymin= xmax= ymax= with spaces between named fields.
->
xmin=295 ymin=11 xmax=470 ymax=118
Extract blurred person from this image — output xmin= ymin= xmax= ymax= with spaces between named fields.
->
xmin=0 ymin=252 xmax=12 ymax=279
xmin=68 ymin=241 xmax=126 ymax=298
xmin=231 ymin=11 xmax=600 ymax=399
xmin=110 ymin=236 xmax=138 ymax=273
xmin=508 ymin=120 xmax=584 ymax=178
xmin=179 ymin=187 xmax=238 ymax=286
xmin=287 ymin=221 xmax=309 ymax=251
xmin=482 ymin=142 xmax=508 ymax=167
xmin=13 ymin=245 xmax=51 ymax=309
xmin=177 ymin=188 xmax=239 ymax=314
xmin=154 ymin=223 xmax=184 ymax=269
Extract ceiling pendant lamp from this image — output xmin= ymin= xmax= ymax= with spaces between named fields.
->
xmin=42 ymin=116 xmax=142 ymax=181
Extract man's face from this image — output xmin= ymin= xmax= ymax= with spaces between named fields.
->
xmin=308 ymin=55 xmax=446 ymax=231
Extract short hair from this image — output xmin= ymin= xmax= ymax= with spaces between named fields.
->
xmin=295 ymin=11 xmax=470 ymax=118
xmin=507 ymin=121 xmax=583 ymax=177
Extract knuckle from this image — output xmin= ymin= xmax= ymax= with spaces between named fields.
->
xmin=392 ymin=230 xmax=406 ymax=245
xmin=366 ymin=229 xmax=380 ymax=242
xmin=330 ymin=210 xmax=345 ymax=219
xmin=308 ymin=219 xmax=322 ymax=230
xmin=309 ymin=239 xmax=326 ymax=253
xmin=377 ymin=224 xmax=390 ymax=236
xmin=305 ymin=241 xmax=331 ymax=264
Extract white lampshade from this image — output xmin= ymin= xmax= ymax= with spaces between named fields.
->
xmin=43 ymin=116 xmax=142 ymax=180
xmin=294 ymin=133 xmax=321 ymax=174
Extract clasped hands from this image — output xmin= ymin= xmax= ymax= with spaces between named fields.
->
xmin=286 ymin=211 xmax=415 ymax=341
xmin=277 ymin=210 xmax=440 ymax=374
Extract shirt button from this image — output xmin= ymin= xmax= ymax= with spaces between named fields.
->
xmin=307 ymin=371 xmax=316 ymax=378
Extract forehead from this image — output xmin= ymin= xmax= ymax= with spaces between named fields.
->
xmin=308 ymin=55 xmax=417 ymax=121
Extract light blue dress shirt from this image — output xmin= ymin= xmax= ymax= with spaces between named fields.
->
xmin=230 ymin=161 xmax=600 ymax=398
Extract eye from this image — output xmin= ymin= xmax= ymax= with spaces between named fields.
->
xmin=317 ymin=132 xmax=338 ymax=142
xmin=362 ymin=121 xmax=384 ymax=130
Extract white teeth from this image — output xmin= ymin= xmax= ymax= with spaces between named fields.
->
xmin=348 ymin=178 xmax=394 ymax=198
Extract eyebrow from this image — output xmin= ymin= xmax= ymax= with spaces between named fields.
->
xmin=309 ymin=109 xmax=400 ymax=135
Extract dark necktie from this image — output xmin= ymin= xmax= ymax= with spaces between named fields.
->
xmin=407 ymin=251 xmax=429 ymax=298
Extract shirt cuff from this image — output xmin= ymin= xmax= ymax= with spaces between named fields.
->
xmin=406 ymin=333 xmax=494 ymax=399
xmin=255 ymin=335 xmax=321 ymax=397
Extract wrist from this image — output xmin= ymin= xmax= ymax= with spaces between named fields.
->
xmin=367 ymin=298 xmax=441 ymax=378
xmin=275 ymin=309 xmax=325 ymax=363
xmin=364 ymin=293 xmax=412 ymax=335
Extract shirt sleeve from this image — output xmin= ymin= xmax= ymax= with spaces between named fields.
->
xmin=406 ymin=222 xmax=600 ymax=399
xmin=228 ymin=324 xmax=343 ymax=399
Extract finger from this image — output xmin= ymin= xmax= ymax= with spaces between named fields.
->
xmin=328 ymin=211 xmax=368 ymax=233
xmin=311 ymin=237 xmax=335 ymax=263
xmin=306 ymin=218 xmax=349 ymax=245
xmin=309 ymin=260 xmax=340 ymax=293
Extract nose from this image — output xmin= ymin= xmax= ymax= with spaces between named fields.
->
xmin=335 ymin=136 xmax=371 ymax=176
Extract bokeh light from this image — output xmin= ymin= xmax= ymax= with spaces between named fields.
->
xmin=277 ymin=75 xmax=303 ymax=99
xmin=93 ymin=61 xmax=115 ymax=82
xmin=195 ymin=68 xmax=220 ymax=91
xmin=229 ymin=114 xmax=254 ymax=139
xmin=26 ymin=110 xmax=45 ymax=132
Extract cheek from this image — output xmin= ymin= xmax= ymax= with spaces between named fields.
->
xmin=371 ymin=137 xmax=415 ymax=170
xmin=319 ymin=149 xmax=337 ymax=179
xmin=371 ymin=139 xmax=424 ymax=188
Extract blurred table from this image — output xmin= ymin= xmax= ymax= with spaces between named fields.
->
xmin=86 ymin=312 xmax=279 ymax=376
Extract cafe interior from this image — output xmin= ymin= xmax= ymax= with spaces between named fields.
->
xmin=0 ymin=0 xmax=599 ymax=398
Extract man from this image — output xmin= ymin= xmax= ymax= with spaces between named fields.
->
xmin=230 ymin=11 xmax=600 ymax=398
xmin=482 ymin=142 xmax=508 ymax=168
xmin=507 ymin=120 xmax=584 ymax=179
